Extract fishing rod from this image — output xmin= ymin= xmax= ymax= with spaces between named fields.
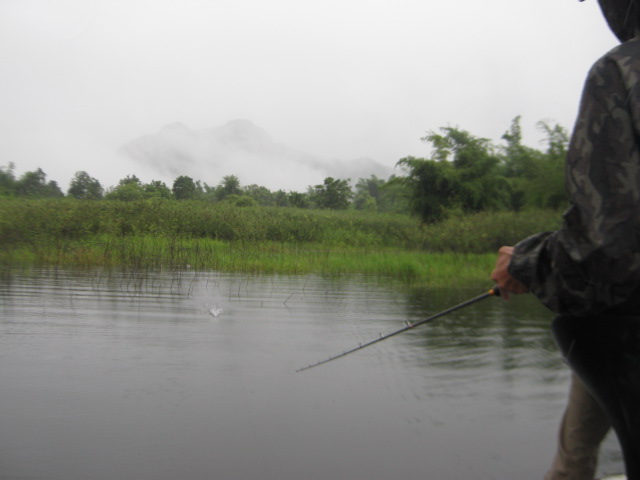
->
xmin=296 ymin=286 xmax=500 ymax=373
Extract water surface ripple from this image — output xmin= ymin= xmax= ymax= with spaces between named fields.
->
xmin=0 ymin=268 xmax=624 ymax=479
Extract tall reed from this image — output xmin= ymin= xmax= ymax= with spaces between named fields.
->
xmin=0 ymin=198 xmax=561 ymax=286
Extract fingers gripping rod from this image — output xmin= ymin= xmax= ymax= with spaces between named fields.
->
xmin=296 ymin=286 xmax=500 ymax=373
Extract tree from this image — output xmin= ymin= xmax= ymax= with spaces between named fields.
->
xmin=217 ymin=175 xmax=242 ymax=201
xmin=497 ymin=117 xmax=568 ymax=210
xmin=525 ymin=121 xmax=568 ymax=209
xmin=68 ymin=171 xmax=104 ymax=199
xmin=201 ymin=182 xmax=218 ymax=202
xmin=45 ymin=181 xmax=64 ymax=197
xmin=352 ymin=175 xmax=410 ymax=212
xmin=353 ymin=176 xmax=384 ymax=211
xmin=104 ymin=175 xmax=145 ymax=201
xmin=117 ymin=175 xmax=142 ymax=186
xmin=378 ymin=175 xmax=411 ymax=213
xmin=273 ymin=189 xmax=289 ymax=207
xmin=243 ymin=184 xmax=274 ymax=206
xmin=422 ymin=127 xmax=510 ymax=213
xmin=172 ymin=175 xmax=199 ymax=200
xmin=310 ymin=177 xmax=353 ymax=210
xmin=16 ymin=168 xmax=46 ymax=196
xmin=0 ymin=163 xmax=16 ymax=196
xmin=143 ymin=180 xmax=172 ymax=199
xmin=396 ymin=156 xmax=458 ymax=223
xmin=397 ymin=126 xmax=515 ymax=222
xmin=498 ymin=117 xmax=547 ymax=210
xmin=500 ymin=116 xmax=536 ymax=178
xmin=287 ymin=191 xmax=310 ymax=209
xmin=353 ymin=189 xmax=377 ymax=211
xmin=104 ymin=183 xmax=144 ymax=201
xmin=15 ymin=168 xmax=63 ymax=197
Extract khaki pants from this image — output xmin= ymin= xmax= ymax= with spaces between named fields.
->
xmin=544 ymin=373 xmax=611 ymax=480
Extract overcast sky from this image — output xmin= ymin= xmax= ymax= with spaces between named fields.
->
xmin=0 ymin=0 xmax=619 ymax=191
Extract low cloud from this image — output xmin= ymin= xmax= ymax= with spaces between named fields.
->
xmin=119 ymin=119 xmax=396 ymax=191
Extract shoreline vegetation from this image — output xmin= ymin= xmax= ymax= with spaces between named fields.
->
xmin=1 ymin=118 xmax=569 ymax=287
xmin=0 ymin=198 xmax=560 ymax=287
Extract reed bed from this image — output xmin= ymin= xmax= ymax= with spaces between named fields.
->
xmin=0 ymin=198 xmax=560 ymax=286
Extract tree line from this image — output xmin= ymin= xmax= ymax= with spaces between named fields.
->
xmin=0 ymin=117 xmax=568 ymax=222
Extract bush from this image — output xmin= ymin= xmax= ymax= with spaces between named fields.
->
xmin=0 ymin=198 xmax=561 ymax=253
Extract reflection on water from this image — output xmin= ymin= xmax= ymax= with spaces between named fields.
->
xmin=0 ymin=267 xmax=624 ymax=480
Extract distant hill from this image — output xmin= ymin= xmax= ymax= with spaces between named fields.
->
xmin=119 ymin=120 xmax=395 ymax=191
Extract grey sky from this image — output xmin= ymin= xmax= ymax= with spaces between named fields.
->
xmin=0 ymin=0 xmax=618 ymax=191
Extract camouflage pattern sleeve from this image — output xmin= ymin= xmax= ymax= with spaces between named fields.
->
xmin=508 ymin=39 xmax=640 ymax=315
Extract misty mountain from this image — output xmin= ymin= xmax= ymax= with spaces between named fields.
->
xmin=119 ymin=120 xmax=395 ymax=191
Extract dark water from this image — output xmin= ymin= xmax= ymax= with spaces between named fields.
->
xmin=0 ymin=267 xmax=624 ymax=480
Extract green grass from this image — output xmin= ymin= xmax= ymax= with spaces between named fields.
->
xmin=0 ymin=236 xmax=503 ymax=288
xmin=0 ymin=198 xmax=560 ymax=287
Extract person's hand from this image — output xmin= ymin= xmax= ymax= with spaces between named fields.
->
xmin=491 ymin=246 xmax=528 ymax=300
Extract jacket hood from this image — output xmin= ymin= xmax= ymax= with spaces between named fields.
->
xmin=598 ymin=0 xmax=640 ymax=42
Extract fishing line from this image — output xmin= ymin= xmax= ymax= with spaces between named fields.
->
xmin=296 ymin=286 xmax=500 ymax=373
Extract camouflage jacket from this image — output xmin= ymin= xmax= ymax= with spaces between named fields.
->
xmin=509 ymin=37 xmax=640 ymax=315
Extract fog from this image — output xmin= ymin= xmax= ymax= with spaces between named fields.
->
xmin=0 ymin=0 xmax=617 ymax=191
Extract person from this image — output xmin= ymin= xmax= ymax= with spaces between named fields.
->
xmin=491 ymin=1 xmax=640 ymax=479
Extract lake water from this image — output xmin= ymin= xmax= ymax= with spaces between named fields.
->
xmin=0 ymin=267 xmax=624 ymax=479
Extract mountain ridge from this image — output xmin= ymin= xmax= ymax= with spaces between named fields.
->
xmin=119 ymin=119 xmax=395 ymax=190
